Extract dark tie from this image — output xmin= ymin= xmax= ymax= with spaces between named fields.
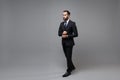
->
xmin=64 ymin=22 xmax=67 ymax=28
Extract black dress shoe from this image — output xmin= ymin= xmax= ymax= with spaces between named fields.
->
xmin=62 ymin=72 xmax=71 ymax=77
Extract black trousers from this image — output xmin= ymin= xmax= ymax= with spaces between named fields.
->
xmin=62 ymin=43 xmax=75 ymax=72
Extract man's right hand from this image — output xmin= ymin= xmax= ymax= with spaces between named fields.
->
xmin=62 ymin=31 xmax=67 ymax=35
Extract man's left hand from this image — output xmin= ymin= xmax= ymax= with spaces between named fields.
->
xmin=62 ymin=35 xmax=68 ymax=38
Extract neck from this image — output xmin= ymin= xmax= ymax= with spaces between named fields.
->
xmin=64 ymin=19 xmax=69 ymax=22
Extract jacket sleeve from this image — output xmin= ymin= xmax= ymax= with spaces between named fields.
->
xmin=68 ymin=22 xmax=78 ymax=38
xmin=58 ymin=23 xmax=63 ymax=36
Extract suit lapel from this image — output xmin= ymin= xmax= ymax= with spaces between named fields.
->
xmin=62 ymin=20 xmax=71 ymax=30
xmin=62 ymin=22 xmax=66 ymax=30
xmin=66 ymin=20 xmax=71 ymax=30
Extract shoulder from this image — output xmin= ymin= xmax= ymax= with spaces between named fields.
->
xmin=69 ymin=20 xmax=76 ymax=25
xmin=69 ymin=20 xmax=75 ymax=24
xmin=60 ymin=21 xmax=64 ymax=25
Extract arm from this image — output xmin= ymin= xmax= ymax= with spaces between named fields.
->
xmin=58 ymin=23 xmax=63 ymax=36
xmin=68 ymin=22 xmax=78 ymax=38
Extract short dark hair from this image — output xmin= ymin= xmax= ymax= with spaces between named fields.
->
xmin=63 ymin=10 xmax=70 ymax=15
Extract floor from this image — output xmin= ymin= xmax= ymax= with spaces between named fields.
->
xmin=1 ymin=64 xmax=120 ymax=80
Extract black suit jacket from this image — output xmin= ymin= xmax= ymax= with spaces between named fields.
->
xmin=58 ymin=20 xmax=78 ymax=46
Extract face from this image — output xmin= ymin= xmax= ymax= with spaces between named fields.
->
xmin=62 ymin=12 xmax=70 ymax=21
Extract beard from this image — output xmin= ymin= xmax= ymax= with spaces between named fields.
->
xmin=63 ymin=17 xmax=68 ymax=21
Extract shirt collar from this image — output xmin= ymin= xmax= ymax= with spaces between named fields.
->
xmin=66 ymin=19 xmax=69 ymax=24
xmin=64 ymin=19 xmax=69 ymax=24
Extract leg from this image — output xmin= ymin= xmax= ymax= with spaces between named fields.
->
xmin=62 ymin=44 xmax=75 ymax=77
xmin=65 ymin=46 xmax=75 ymax=73
xmin=62 ymin=43 xmax=67 ymax=58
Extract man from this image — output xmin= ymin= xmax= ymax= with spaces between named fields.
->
xmin=58 ymin=10 xmax=78 ymax=77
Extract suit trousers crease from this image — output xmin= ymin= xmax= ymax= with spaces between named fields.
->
xmin=62 ymin=43 xmax=75 ymax=72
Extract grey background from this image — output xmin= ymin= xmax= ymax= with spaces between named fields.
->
xmin=0 ymin=0 xmax=120 ymax=70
